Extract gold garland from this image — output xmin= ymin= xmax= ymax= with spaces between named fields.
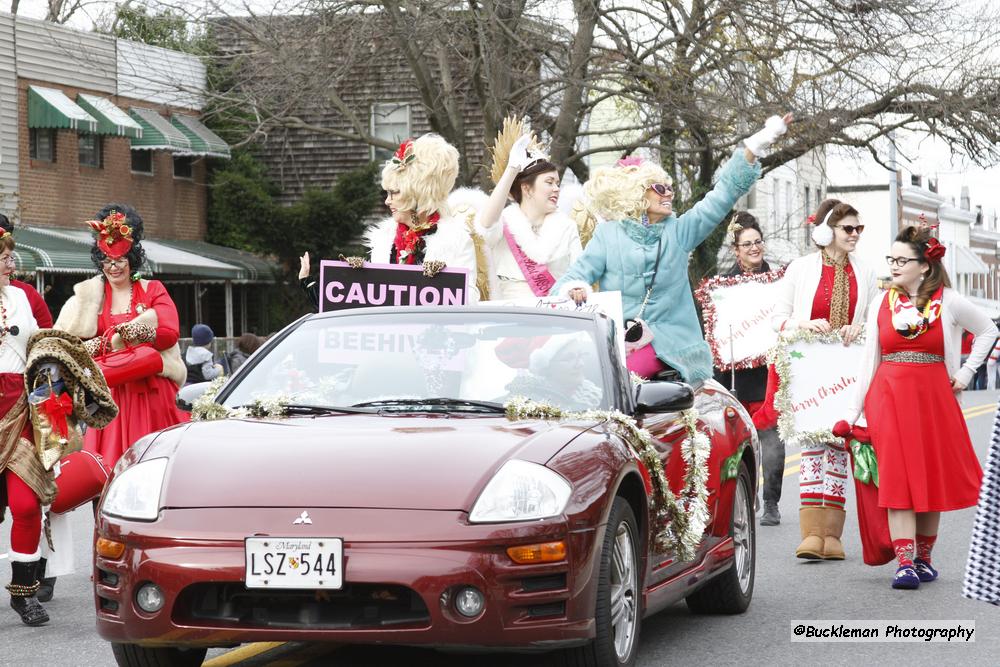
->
xmin=770 ymin=328 xmax=864 ymax=446
xmin=504 ymin=395 xmax=711 ymax=561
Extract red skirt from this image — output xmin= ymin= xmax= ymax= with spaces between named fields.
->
xmin=864 ymin=360 xmax=982 ymax=512
xmin=84 ymin=374 xmax=184 ymax=469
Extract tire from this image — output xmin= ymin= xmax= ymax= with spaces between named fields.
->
xmin=111 ymin=643 xmax=208 ymax=667
xmin=556 ymin=496 xmax=641 ymax=667
xmin=685 ymin=461 xmax=755 ymax=614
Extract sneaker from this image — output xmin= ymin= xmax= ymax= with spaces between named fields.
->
xmin=892 ymin=565 xmax=920 ymax=590
xmin=914 ymin=558 xmax=938 ymax=582
xmin=760 ymin=501 xmax=780 ymax=526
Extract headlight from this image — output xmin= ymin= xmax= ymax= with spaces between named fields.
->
xmin=102 ymin=458 xmax=169 ymax=521
xmin=469 ymin=460 xmax=571 ymax=523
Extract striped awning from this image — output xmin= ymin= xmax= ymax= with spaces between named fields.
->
xmin=128 ymin=108 xmax=191 ymax=151
xmin=171 ymin=116 xmax=230 ymax=159
xmin=76 ymin=94 xmax=143 ymax=139
xmin=27 ymin=86 xmax=97 ymax=133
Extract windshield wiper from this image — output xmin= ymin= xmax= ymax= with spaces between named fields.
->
xmin=350 ymin=398 xmax=507 ymax=413
xmin=232 ymin=403 xmax=377 ymax=415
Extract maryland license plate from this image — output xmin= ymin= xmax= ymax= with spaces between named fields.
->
xmin=244 ymin=537 xmax=343 ymax=589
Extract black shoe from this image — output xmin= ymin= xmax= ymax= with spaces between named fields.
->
xmin=760 ymin=501 xmax=780 ymax=526
xmin=35 ymin=558 xmax=56 ymax=603
xmin=7 ymin=561 xmax=49 ymax=626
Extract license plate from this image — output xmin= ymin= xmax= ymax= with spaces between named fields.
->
xmin=244 ymin=537 xmax=343 ymax=589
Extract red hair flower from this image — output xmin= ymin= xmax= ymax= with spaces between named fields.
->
xmin=924 ymin=237 xmax=946 ymax=263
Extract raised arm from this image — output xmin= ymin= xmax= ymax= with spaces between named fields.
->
xmin=476 ymin=134 xmax=532 ymax=234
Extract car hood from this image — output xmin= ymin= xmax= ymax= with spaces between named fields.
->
xmin=153 ymin=414 xmax=599 ymax=511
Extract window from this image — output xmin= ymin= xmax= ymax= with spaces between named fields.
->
xmin=131 ymin=150 xmax=153 ymax=175
xmin=29 ymin=128 xmax=55 ymax=162
xmin=745 ymin=185 xmax=756 ymax=209
xmin=785 ymin=180 xmax=793 ymax=226
xmin=911 ymin=174 xmax=921 ymax=187
xmin=173 ymin=155 xmax=194 ymax=179
xmin=370 ymin=103 xmax=411 ymax=162
xmin=79 ymin=133 xmax=102 ymax=168
xmin=804 ymin=185 xmax=811 ymax=216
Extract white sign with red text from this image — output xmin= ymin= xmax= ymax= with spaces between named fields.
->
xmin=697 ymin=268 xmax=786 ymax=370
xmin=784 ymin=340 xmax=865 ymax=434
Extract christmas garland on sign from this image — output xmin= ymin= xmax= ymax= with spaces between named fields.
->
xmin=695 ymin=266 xmax=786 ymax=371
xmin=190 ymin=376 xmax=292 ymax=421
xmin=769 ymin=328 xmax=864 ymax=446
xmin=504 ymin=395 xmax=711 ymax=561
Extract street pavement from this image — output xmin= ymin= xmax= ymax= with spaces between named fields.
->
xmin=2 ymin=392 xmax=999 ymax=667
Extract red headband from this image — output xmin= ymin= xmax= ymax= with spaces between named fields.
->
xmin=87 ymin=211 xmax=133 ymax=259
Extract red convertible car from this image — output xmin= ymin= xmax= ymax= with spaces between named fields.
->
xmin=94 ymin=306 xmax=758 ymax=667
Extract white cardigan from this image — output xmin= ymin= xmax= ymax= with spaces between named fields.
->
xmin=846 ymin=287 xmax=999 ymax=424
xmin=771 ymin=251 xmax=878 ymax=332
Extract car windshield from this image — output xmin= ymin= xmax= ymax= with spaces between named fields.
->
xmin=222 ymin=311 xmax=609 ymax=413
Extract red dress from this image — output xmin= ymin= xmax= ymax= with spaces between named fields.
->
xmin=84 ymin=280 xmax=184 ymax=468
xmin=864 ymin=293 xmax=983 ymax=511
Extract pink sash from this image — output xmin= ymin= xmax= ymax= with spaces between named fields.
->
xmin=502 ymin=224 xmax=556 ymax=296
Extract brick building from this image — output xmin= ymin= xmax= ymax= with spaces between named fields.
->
xmin=0 ymin=13 xmax=277 ymax=338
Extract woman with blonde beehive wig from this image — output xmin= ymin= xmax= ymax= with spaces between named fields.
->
xmin=551 ymin=113 xmax=793 ymax=383
xmin=361 ymin=133 xmax=486 ymax=302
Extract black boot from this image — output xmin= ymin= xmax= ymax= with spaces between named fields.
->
xmin=35 ymin=558 xmax=56 ymax=603
xmin=8 ymin=561 xmax=49 ymax=626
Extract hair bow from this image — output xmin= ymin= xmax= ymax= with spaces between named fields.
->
xmin=615 ymin=156 xmax=644 ymax=168
xmin=390 ymin=139 xmax=416 ymax=170
xmin=924 ymin=237 xmax=946 ymax=263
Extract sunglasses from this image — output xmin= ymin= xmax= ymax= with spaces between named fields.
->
xmin=836 ymin=224 xmax=865 ymax=235
xmin=649 ymin=183 xmax=673 ymax=196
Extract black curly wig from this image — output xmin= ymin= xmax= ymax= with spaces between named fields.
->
xmin=89 ymin=203 xmax=147 ymax=275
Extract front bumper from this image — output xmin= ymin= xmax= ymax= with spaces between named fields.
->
xmin=95 ymin=507 xmax=600 ymax=649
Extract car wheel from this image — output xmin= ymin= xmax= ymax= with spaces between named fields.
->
xmin=684 ymin=461 xmax=755 ymax=614
xmin=111 ymin=643 xmax=208 ymax=667
xmin=557 ymin=496 xmax=641 ymax=667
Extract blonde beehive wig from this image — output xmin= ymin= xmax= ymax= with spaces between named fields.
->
xmin=584 ymin=160 xmax=671 ymax=222
xmin=381 ymin=134 xmax=460 ymax=217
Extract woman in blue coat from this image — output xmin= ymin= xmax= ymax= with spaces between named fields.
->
xmin=551 ymin=114 xmax=791 ymax=382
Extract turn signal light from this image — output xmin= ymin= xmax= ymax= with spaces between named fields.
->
xmin=96 ymin=537 xmax=126 ymax=559
xmin=507 ymin=541 xmax=567 ymax=564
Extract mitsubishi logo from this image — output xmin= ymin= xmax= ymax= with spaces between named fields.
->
xmin=293 ymin=511 xmax=313 ymax=525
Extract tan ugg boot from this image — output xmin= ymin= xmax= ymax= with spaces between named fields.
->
xmin=796 ymin=507 xmax=825 ymax=559
xmin=822 ymin=507 xmax=846 ymax=560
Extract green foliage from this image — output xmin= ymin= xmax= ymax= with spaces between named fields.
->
xmin=106 ymin=4 xmax=203 ymax=53
xmin=206 ymin=151 xmax=278 ymax=252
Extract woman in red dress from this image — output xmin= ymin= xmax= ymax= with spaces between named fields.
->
xmin=55 ymin=204 xmax=186 ymax=469
xmin=847 ymin=226 xmax=997 ymax=589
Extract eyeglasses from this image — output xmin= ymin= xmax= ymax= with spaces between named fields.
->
xmin=101 ymin=258 xmax=129 ymax=268
xmin=0 ymin=256 xmax=15 ymax=266
xmin=649 ymin=183 xmax=673 ymax=196
xmin=737 ymin=240 xmax=765 ymax=249
xmin=885 ymin=256 xmax=921 ymax=268
xmin=836 ymin=224 xmax=865 ymax=235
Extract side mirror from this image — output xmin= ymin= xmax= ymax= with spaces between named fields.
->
xmin=634 ymin=381 xmax=694 ymax=415
xmin=176 ymin=381 xmax=213 ymax=412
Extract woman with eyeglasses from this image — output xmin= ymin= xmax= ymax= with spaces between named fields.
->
xmin=845 ymin=226 xmax=996 ymax=589
xmin=551 ymin=114 xmax=792 ymax=380
xmin=713 ymin=213 xmax=787 ymax=526
xmin=762 ymin=197 xmax=878 ymax=560
xmin=55 ymin=204 xmax=186 ymax=470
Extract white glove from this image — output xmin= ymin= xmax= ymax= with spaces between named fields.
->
xmin=743 ymin=115 xmax=788 ymax=158
xmin=508 ymin=134 xmax=533 ymax=172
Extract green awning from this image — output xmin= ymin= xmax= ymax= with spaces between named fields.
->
xmin=76 ymin=94 xmax=143 ymax=139
xmin=128 ymin=108 xmax=191 ymax=151
xmin=171 ymin=116 xmax=231 ymax=159
xmin=28 ymin=86 xmax=97 ymax=133
xmin=11 ymin=226 xmax=275 ymax=282
xmin=153 ymin=239 xmax=276 ymax=282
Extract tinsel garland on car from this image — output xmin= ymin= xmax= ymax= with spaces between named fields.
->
xmin=769 ymin=328 xmax=864 ymax=446
xmin=694 ymin=266 xmax=786 ymax=371
xmin=504 ymin=395 xmax=711 ymax=561
xmin=190 ymin=376 xmax=291 ymax=421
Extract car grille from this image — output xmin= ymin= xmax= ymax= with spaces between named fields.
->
xmin=175 ymin=583 xmax=430 ymax=629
